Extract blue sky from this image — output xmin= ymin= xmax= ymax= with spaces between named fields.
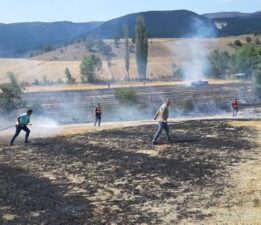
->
xmin=0 ymin=0 xmax=260 ymax=23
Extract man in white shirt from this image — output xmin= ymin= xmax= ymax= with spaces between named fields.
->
xmin=152 ymin=98 xmax=172 ymax=145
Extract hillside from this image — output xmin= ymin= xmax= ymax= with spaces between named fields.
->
xmin=204 ymin=11 xmax=261 ymax=19
xmin=82 ymin=10 xmax=217 ymax=39
xmin=204 ymin=12 xmax=250 ymax=19
xmin=204 ymin=11 xmax=261 ymax=36
xmin=0 ymin=35 xmax=256 ymax=84
xmin=1 ymin=10 xmax=261 ymax=58
xmin=215 ymin=17 xmax=261 ymax=36
xmin=0 ymin=21 xmax=102 ymax=57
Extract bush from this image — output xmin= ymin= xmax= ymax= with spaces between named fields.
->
xmin=114 ymin=88 xmax=138 ymax=104
xmin=208 ymin=50 xmax=231 ymax=78
xmin=255 ymin=38 xmax=261 ymax=45
xmin=246 ymin=36 xmax=252 ymax=43
xmin=0 ymin=73 xmax=24 ymax=113
xmin=234 ymin=40 xmax=243 ymax=47
xmin=230 ymin=44 xmax=261 ymax=78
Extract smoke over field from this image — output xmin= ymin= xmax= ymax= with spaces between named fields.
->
xmin=174 ymin=18 xmax=217 ymax=82
xmin=17 ymin=82 xmax=255 ymax=124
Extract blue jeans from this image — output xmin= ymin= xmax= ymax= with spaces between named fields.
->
xmin=94 ymin=115 xmax=101 ymax=127
xmin=152 ymin=122 xmax=171 ymax=143
xmin=232 ymin=107 xmax=238 ymax=117
xmin=10 ymin=125 xmax=30 ymax=144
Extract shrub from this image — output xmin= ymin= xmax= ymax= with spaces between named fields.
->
xmin=230 ymin=44 xmax=261 ymax=78
xmin=114 ymin=88 xmax=138 ymax=104
xmin=234 ymin=40 xmax=242 ymax=47
xmin=246 ymin=36 xmax=252 ymax=43
xmin=0 ymin=73 xmax=24 ymax=113
xmin=255 ymin=38 xmax=261 ymax=45
xmin=208 ymin=50 xmax=231 ymax=78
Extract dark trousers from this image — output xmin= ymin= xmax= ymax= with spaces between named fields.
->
xmin=94 ymin=115 xmax=101 ymax=127
xmin=152 ymin=122 xmax=171 ymax=143
xmin=10 ymin=125 xmax=30 ymax=144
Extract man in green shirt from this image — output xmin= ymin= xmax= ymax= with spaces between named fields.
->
xmin=10 ymin=109 xmax=33 ymax=145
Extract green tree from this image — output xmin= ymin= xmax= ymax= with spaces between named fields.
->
xmin=65 ymin=68 xmax=76 ymax=84
xmin=208 ymin=50 xmax=231 ymax=78
xmin=124 ymin=24 xmax=130 ymax=81
xmin=0 ymin=73 xmax=24 ymax=113
xmin=254 ymin=63 xmax=261 ymax=100
xmin=135 ymin=16 xmax=148 ymax=80
xmin=80 ymin=55 xmax=102 ymax=83
xmin=114 ymin=88 xmax=138 ymax=104
xmin=230 ymin=44 xmax=261 ymax=78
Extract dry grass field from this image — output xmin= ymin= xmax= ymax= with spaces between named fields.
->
xmin=0 ymin=35 xmax=256 ymax=84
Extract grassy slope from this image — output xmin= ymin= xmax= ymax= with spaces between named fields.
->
xmin=0 ymin=35 xmax=256 ymax=84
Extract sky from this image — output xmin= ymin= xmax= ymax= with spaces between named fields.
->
xmin=0 ymin=0 xmax=260 ymax=23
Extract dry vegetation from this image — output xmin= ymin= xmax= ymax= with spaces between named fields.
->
xmin=0 ymin=35 xmax=256 ymax=84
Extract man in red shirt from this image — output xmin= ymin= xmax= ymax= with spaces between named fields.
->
xmin=231 ymin=98 xmax=239 ymax=118
xmin=94 ymin=103 xmax=102 ymax=127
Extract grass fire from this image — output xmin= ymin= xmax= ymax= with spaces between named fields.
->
xmin=0 ymin=1 xmax=261 ymax=224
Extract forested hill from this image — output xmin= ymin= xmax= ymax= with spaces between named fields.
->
xmin=0 ymin=21 xmax=102 ymax=57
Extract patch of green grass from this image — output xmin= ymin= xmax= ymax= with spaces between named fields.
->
xmin=114 ymin=87 xmax=138 ymax=104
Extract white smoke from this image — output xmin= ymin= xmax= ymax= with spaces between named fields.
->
xmin=174 ymin=17 xmax=217 ymax=82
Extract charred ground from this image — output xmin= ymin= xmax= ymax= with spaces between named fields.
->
xmin=0 ymin=120 xmax=258 ymax=224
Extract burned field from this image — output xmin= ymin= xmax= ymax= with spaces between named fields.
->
xmin=22 ymin=82 xmax=254 ymax=123
xmin=0 ymin=120 xmax=258 ymax=224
